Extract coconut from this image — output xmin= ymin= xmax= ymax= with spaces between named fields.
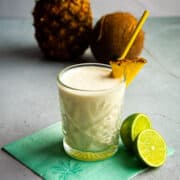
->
xmin=90 ymin=12 xmax=144 ymax=63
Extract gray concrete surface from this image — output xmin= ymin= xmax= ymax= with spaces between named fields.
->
xmin=0 ymin=0 xmax=180 ymax=19
xmin=0 ymin=17 xmax=180 ymax=179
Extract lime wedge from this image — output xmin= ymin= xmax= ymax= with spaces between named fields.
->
xmin=135 ymin=129 xmax=167 ymax=167
xmin=120 ymin=113 xmax=152 ymax=149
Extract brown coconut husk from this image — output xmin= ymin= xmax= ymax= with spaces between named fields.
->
xmin=90 ymin=12 xmax=144 ymax=63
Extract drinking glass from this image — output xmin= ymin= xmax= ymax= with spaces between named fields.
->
xmin=57 ymin=63 xmax=126 ymax=161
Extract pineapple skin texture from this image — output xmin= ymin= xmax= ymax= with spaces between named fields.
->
xmin=90 ymin=12 xmax=144 ymax=63
xmin=33 ymin=0 xmax=92 ymax=60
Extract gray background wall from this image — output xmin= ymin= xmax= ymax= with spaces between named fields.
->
xmin=0 ymin=0 xmax=180 ymax=19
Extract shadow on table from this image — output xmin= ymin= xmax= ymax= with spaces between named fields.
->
xmin=0 ymin=45 xmax=40 ymax=60
xmin=0 ymin=44 xmax=96 ymax=64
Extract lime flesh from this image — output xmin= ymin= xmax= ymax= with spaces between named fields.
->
xmin=135 ymin=129 xmax=167 ymax=167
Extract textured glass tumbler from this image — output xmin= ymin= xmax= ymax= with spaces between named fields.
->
xmin=57 ymin=63 xmax=126 ymax=161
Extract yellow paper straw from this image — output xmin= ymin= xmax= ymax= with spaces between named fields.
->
xmin=119 ymin=10 xmax=150 ymax=60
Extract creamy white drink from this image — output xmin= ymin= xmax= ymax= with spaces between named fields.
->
xmin=57 ymin=63 xmax=126 ymax=161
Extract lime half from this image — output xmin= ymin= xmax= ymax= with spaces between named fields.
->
xmin=135 ymin=129 xmax=167 ymax=167
xmin=120 ymin=113 xmax=152 ymax=149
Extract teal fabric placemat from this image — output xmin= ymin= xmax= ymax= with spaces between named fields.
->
xmin=2 ymin=122 xmax=174 ymax=180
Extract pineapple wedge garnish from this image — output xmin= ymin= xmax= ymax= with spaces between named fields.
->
xmin=110 ymin=58 xmax=147 ymax=87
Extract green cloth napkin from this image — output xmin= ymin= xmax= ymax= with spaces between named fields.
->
xmin=2 ymin=122 xmax=174 ymax=180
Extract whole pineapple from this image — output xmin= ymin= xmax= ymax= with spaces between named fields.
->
xmin=33 ymin=0 xmax=92 ymax=60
